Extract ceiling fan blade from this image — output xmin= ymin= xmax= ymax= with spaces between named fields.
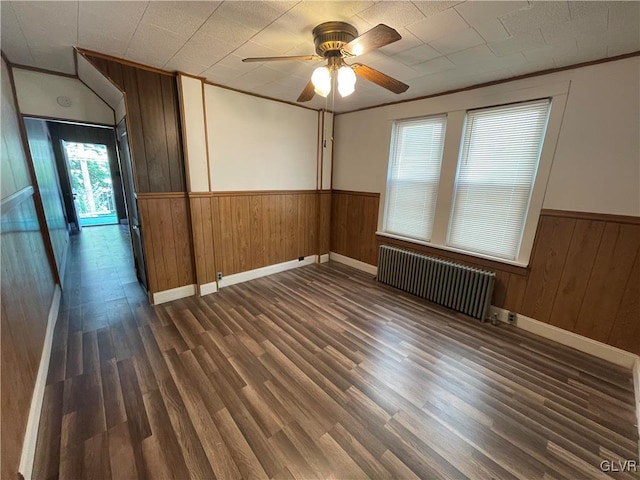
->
xmin=297 ymin=80 xmax=315 ymax=102
xmin=342 ymin=24 xmax=401 ymax=56
xmin=242 ymin=55 xmax=323 ymax=63
xmin=352 ymin=63 xmax=409 ymax=94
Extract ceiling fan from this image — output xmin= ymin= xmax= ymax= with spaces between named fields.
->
xmin=242 ymin=21 xmax=410 ymax=102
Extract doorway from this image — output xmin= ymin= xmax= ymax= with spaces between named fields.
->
xmin=62 ymin=140 xmax=118 ymax=227
xmin=44 ymin=119 xmax=147 ymax=293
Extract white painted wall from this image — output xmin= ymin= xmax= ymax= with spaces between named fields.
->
xmin=334 ymin=57 xmax=640 ymax=217
xmin=77 ymin=54 xmax=122 ymax=111
xmin=204 ymin=85 xmax=318 ymax=191
xmin=543 ymin=59 xmax=640 ymax=216
xmin=13 ymin=68 xmax=114 ymax=125
xmin=179 ymin=75 xmax=209 ymax=192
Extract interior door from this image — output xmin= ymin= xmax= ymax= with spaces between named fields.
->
xmin=116 ymin=119 xmax=148 ymax=291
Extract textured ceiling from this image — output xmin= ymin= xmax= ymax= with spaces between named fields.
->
xmin=2 ymin=1 xmax=639 ymax=112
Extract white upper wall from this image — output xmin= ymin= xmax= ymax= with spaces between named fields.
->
xmin=543 ymin=59 xmax=639 ymax=215
xmin=179 ymin=75 xmax=209 ymax=192
xmin=12 ymin=68 xmax=114 ymax=125
xmin=334 ymin=57 xmax=640 ymax=217
xmin=205 ymin=85 xmax=318 ymax=191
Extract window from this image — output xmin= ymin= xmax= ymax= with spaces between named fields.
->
xmin=384 ymin=115 xmax=446 ymax=241
xmin=448 ymin=99 xmax=551 ymax=260
xmin=381 ymin=97 xmax=555 ymax=266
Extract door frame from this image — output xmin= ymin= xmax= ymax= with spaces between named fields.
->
xmin=115 ymin=118 xmax=149 ymax=292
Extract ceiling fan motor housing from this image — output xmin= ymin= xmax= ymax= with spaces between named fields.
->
xmin=312 ymin=21 xmax=358 ymax=57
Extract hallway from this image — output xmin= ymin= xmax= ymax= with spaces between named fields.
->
xmin=35 ymin=225 xmax=149 ymax=478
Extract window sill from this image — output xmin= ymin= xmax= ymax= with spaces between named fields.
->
xmin=375 ymin=231 xmax=530 ymax=276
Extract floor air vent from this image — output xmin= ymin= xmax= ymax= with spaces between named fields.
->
xmin=377 ymin=245 xmax=495 ymax=320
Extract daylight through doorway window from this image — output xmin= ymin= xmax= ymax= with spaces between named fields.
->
xmin=62 ymin=141 xmax=118 ymax=227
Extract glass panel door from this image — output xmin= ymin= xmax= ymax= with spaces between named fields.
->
xmin=62 ymin=141 xmax=118 ymax=227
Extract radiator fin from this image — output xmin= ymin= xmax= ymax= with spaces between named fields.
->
xmin=377 ymin=245 xmax=495 ymax=320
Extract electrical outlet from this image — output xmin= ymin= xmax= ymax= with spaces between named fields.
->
xmin=298 ymin=256 xmax=304 ymax=261
xmin=217 ymin=272 xmax=222 ymax=281
xmin=508 ymin=311 xmax=517 ymax=324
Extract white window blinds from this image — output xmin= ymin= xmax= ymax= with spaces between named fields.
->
xmin=448 ymin=99 xmax=551 ymax=259
xmin=384 ymin=115 xmax=446 ymax=241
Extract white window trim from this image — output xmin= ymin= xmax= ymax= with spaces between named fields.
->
xmin=379 ymin=81 xmax=570 ymax=267
xmin=383 ymin=114 xmax=447 ymax=242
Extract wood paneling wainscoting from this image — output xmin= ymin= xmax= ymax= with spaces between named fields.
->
xmin=190 ymin=191 xmax=322 ymax=284
xmin=1 ymin=187 xmax=57 ymax=479
xmin=332 ymin=190 xmax=640 ymax=355
xmin=137 ymin=193 xmax=195 ymax=295
xmin=519 ymin=212 xmax=640 ymax=355
xmin=331 ymin=190 xmax=380 ymax=266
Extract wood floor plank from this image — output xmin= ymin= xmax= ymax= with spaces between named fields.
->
xmin=155 ymin=365 xmax=216 ymax=480
xmin=32 ymin=381 xmax=64 ymax=480
xmin=32 ymin=226 xmax=639 ymax=480
xmin=101 ymin=358 xmax=127 ymax=429
xmin=141 ymin=386 xmax=191 ymax=480
xmin=108 ymin=422 xmax=139 ymax=480
xmin=165 ymin=349 xmax=240 ymax=480
xmin=83 ymin=431 xmax=111 ymax=480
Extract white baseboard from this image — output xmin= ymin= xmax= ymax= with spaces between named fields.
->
xmin=152 ymin=284 xmax=196 ymax=305
xmin=634 ymin=359 xmax=640 ymax=455
xmin=59 ymin=239 xmax=69 ymax=289
xmin=319 ymin=253 xmax=329 ymax=264
xmin=19 ymin=285 xmax=61 ymax=480
xmin=199 ymin=281 xmax=218 ymax=296
xmin=218 ymin=256 xmax=316 ymax=288
xmin=490 ymin=306 xmax=639 ymax=369
xmin=329 ymin=252 xmax=378 ymax=276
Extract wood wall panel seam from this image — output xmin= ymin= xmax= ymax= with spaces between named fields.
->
xmin=547 ymin=219 xmax=605 ymax=332
xmin=606 ymin=247 xmax=640 ymax=354
xmin=1 ymin=185 xmax=34 ymax=215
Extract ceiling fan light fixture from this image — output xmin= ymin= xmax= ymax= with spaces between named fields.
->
xmin=242 ymin=22 xmax=409 ymax=103
xmin=311 ymin=66 xmax=331 ymax=97
xmin=337 ymin=65 xmax=356 ymax=97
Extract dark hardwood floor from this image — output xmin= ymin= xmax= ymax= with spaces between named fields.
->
xmin=33 ymin=225 xmax=639 ymax=479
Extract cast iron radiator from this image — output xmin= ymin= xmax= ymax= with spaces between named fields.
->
xmin=377 ymin=245 xmax=495 ymax=320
